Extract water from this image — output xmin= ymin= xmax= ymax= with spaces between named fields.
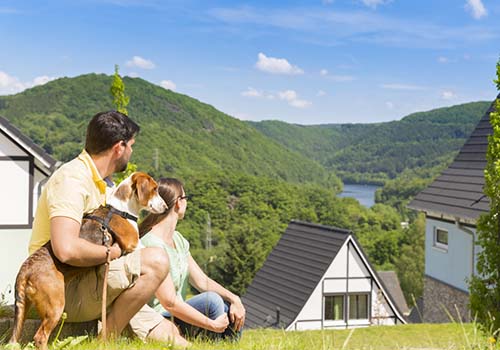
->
xmin=338 ymin=184 xmax=381 ymax=207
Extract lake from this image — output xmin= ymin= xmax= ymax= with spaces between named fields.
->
xmin=338 ymin=184 xmax=381 ymax=207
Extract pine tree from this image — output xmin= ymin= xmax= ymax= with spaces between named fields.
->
xmin=110 ymin=64 xmax=129 ymax=115
xmin=469 ymin=58 xmax=500 ymax=336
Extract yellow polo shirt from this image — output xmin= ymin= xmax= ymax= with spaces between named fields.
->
xmin=29 ymin=150 xmax=109 ymax=255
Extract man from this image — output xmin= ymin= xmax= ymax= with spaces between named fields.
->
xmin=29 ymin=111 xmax=187 ymax=345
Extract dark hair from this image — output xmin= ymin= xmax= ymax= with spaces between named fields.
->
xmin=85 ymin=110 xmax=140 ymax=155
xmin=139 ymin=178 xmax=184 ymax=236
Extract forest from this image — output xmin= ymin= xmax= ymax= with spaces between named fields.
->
xmin=0 ymin=73 xmax=490 ymax=305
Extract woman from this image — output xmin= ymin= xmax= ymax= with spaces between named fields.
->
xmin=139 ymin=178 xmax=246 ymax=340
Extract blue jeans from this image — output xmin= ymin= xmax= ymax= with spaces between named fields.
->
xmin=162 ymin=291 xmax=241 ymax=340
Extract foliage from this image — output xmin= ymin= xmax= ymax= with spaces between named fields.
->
xmin=395 ymin=214 xmax=425 ymax=304
xmin=251 ymin=102 xmax=489 ymax=184
xmin=175 ymin=171 xmax=414 ymax=297
xmin=469 ymin=58 xmax=500 ymax=336
xmin=113 ymin=162 xmax=137 ymax=184
xmin=0 ymin=74 xmax=336 ymax=187
xmin=110 ymin=65 xmax=129 ymax=115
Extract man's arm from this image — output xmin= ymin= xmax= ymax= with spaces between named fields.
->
xmin=50 ymin=216 xmax=121 ymax=266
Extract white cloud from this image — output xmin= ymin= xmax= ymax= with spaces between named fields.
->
xmin=317 ymin=90 xmax=327 ymax=97
xmin=380 ymin=83 xmax=427 ymax=91
xmin=126 ymin=56 xmax=156 ymax=70
xmin=278 ymin=89 xmax=311 ymax=108
xmin=328 ymin=75 xmax=355 ymax=82
xmin=255 ymin=52 xmax=304 ymax=75
xmin=241 ymin=87 xmax=263 ymax=98
xmin=441 ymin=90 xmax=457 ymax=100
xmin=320 ymin=69 xmax=329 ymax=76
xmin=361 ymin=0 xmax=392 ymax=9
xmin=465 ymin=0 xmax=487 ymax=19
xmin=0 ymin=71 xmax=55 ymax=95
xmin=160 ymin=80 xmax=176 ymax=90
xmin=386 ymin=101 xmax=394 ymax=109
xmin=290 ymin=99 xmax=312 ymax=108
xmin=209 ymin=7 xmax=497 ymax=50
xmin=437 ymin=56 xmax=449 ymax=63
xmin=32 ymin=76 xmax=55 ymax=86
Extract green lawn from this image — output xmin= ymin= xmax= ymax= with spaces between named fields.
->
xmin=5 ymin=323 xmax=496 ymax=350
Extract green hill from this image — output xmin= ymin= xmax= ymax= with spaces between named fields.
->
xmin=249 ymin=101 xmax=490 ymax=183
xmin=0 ymin=74 xmax=336 ymax=187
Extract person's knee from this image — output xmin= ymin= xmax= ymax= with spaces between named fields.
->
xmin=141 ymin=247 xmax=169 ymax=281
xmin=205 ymin=291 xmax=224 ymax=316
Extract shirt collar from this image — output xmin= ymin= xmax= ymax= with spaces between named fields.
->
xmin=78 ymin=150 xmax=108 ymax=195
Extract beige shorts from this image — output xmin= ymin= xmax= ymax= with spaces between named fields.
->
xmin=64 ymin=249 xmax=164 ymax=340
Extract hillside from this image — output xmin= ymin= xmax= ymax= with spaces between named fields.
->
xmin=249 ymin=101 xmax=490 ymax=183
xmin=0 ymin=74 xmax=336 ymax=186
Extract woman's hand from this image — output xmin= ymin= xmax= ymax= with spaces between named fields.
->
xmin=209 ymin=314 xmax=229 ymax=333
xmin=229 ymin=298 xmax=246 ymax=331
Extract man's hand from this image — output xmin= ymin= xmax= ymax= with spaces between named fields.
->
xmin=229 ymin=298 xmax=246 ymax=331
xmin=109 ymin=242 xmax=122 ymax=260
xmin=209 ymin=314 xmax=229 ymax=333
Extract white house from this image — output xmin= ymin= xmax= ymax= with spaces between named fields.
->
xmin=243 ymin=220 xmax=407 ymax=330
xmin=408 ymin=96 xmax=498 ymax=322
xmin=0 ymin=116 xmax=57 ymax=304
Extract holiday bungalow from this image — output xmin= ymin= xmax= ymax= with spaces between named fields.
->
xmin=0 ymin=116 xmax=57 ymax=303
xmin=408 ymin=96 xmax=498 ymax=322
xmin=242 ymin=220 xmax=407 ymax=330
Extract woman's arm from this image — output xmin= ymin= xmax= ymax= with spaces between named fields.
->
xmin=188 ymin=255 xmax=246 ymax=331
xmin=155 ymin=273 xmax=228 ymax=333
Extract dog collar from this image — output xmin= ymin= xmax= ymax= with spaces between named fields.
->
xmin=104 ymin=204 xmax=138 ymax=222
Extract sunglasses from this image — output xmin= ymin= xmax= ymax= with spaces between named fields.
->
xmin=178 ymin=195 xmax=191 ymax=201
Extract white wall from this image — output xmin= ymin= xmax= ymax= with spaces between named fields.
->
xmin=425 ymin=218 xmax=474 ymax=292
xmin=289 ymin=238 xmax=400 ymax=330
xmin=0 ymin=133 xmax=28 ymax=156
xmin=0 ymin=229 xmax=31 ymax=304
xmin=0 ymin=160 xmax=30 ymax=225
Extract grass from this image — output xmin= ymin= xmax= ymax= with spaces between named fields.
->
xmin=2 ymin=323 xmax=498 ymax=350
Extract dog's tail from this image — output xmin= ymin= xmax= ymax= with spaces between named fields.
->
xmin=9 ymin=267 xmax=30 ymax=344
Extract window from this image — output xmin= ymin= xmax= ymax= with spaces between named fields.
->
xmin=434 ymin=228 xmax=448 ymax=250
xmin=349 ymin=294 xmax=368 ymax=319
xmin=324 ymin=295 xmax=344 ymax=320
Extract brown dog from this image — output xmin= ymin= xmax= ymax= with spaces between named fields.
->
xmin=9 ymin=172 xmax=167 ymax=350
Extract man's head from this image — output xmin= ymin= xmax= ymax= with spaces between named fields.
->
xmin=85 ymin=111 xmax=140 ymax=172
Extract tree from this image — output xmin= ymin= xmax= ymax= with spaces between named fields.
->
xmin=469 ymin=58 xmax=500 ymax=336
xmin=110 ymin=64 xmax=135 ymax=182
xmin=110 ymin=64 xmax=129 ymax=115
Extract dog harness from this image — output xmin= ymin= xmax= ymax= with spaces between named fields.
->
xmin=83 ymin=204 xmax=138 ymax=243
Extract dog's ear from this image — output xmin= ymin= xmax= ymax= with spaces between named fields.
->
xmin=114 ymin=178 xmax=133 ymax=201
xmin=132 ymin=172 xmax=157 ymax=206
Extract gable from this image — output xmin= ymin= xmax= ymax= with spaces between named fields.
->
xmin=288 ymin=236 xmax=406 ymax=330
xmin=0 ymin=132 xmax=29 ymax=156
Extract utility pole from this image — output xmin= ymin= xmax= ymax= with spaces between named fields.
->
xmin=154 ymin=148 xmax=159 ymax=171
xmin=206 ymin=213 xmax=212 ymax=250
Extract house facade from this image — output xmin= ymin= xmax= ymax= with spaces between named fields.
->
xmin=243 ymin=221 xmax=406 ymax=330
xmin=0 ymin=116 xmax=57 ymax=304
xmin=408 ymin=97 xmax=497 ymax=322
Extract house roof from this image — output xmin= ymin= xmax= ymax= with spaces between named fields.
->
xmin=243 ymin=220 xmax=351 ymax=329
xmin=0 ymin=115 xmax=57 ymax=171
xmin=408 ymin=96 xmax=498 ymax=222
xmin=242 ymin=220 xmax=406 ymax=329
xmin=377 ymin=271 xmax=409 ymax=316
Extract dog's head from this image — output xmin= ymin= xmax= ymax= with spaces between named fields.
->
xmin=112 ymin=172 xmax=167 ymax=214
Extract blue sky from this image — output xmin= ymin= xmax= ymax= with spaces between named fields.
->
xmin=0 ymin=0 xmax=499 ymax=124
